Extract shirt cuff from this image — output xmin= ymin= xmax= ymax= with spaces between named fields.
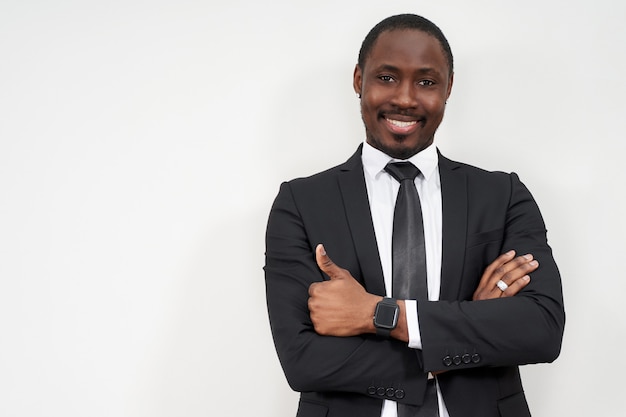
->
xmin=405 ymin=299 xmax=422 ymax=349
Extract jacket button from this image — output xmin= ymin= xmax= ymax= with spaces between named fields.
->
xmin=452 ymin=355 xmax=462 ymax=365
xmin=395 ymin=390 xmax=405 ymax=399
xmin=367 ymin=386 xmax=376 ymax=395
xmin=462 ymin=354 xmax=471 ymax=364
xmin=386 ymin=388 xmax=395 ymax=398
xmin=472 ymin=353 xmax=481 ymax=364
xmin=442 ymin=355 xmax=452 ymax=366
xmin=377 ymin=387 xmax=386 ymax=396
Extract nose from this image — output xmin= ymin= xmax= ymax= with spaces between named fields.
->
xmin=390 ymin=81 xmax=418 ymax=108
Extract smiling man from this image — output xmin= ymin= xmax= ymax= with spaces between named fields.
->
xmin=356 ymin=29 xmax=452 ymax=160
xmin=265 ymin=14 xmax=564 ymax=417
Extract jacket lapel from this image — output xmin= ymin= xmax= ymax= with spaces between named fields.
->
xmin=334 ymin=148 xmax=468 ymax=300
xmin=337 ymin=145 xmax=386 ymax=297
xmin=438 ymin=153 xmax=468 ymax=301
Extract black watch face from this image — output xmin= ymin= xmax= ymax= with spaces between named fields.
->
xmin=375 ymin=303 xmax=398 ymax=329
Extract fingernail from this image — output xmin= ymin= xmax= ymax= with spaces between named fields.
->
xmin=523 ymin=254 xmax=533 ymax=260
xmin=523 ymin=275 xmax=530 ymax=281
xmin=318 ymin=244 xmax=326 ymax=256
xmin=506 ymin=250 xmax=515 ymax=256
xmin=529 ymin=260 xmax=538 ymax=267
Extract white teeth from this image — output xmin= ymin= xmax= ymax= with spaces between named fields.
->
xmin=386 ymin=118 xmax=417 ymax=128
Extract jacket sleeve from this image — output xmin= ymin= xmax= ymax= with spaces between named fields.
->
xmin=418 ymin=172 xmax=565 ymax=372
xmin=264 ymin=181 xmax=428 ymax=405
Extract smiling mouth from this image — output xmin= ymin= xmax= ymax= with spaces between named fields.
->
xmin=384 ymin=117 xmax=421 ymax=134
xmin=385 ymin=118 xmax=417 ymax=128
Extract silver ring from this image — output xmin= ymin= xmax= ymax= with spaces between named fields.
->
xmin=496 ymin=280 xmax=508 ymax=291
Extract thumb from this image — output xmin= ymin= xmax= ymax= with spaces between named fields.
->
xmin=315 ymin=244 xmax=345 ymax=280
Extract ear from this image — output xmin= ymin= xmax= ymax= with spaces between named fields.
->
xmin=353 ymin=64 xmax=362 ymax=95
xmin=446 ymin=72 xmax=454 ymax=100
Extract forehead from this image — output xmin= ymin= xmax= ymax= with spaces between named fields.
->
xmin=366 ymin=29 xmax=448 ymax=72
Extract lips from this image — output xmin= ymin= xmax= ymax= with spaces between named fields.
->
xmin=383 ymin=116 xmax=422 ymax=135
xmin=386 ymin=118 xmax=416 ymax=128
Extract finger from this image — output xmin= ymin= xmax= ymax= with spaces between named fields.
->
xmin=492 ymin=253 xmax=531 ymax=282
xmin=488 ymin=254 xmax=534 ymax=286
xmin=494 ymin=257 xmax=539 ymax=288
xmin=481 ymin=250 xmax=516 ymax=279
xmin=474 ymin=250 xmax=515 ymax=295
xmin=315 ymin=243 xmax=345 ymax=280
xmin=500 ymin=275 xmax=531 ymax=297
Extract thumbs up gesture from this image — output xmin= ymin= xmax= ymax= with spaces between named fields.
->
xmin=308 ymin=244 xmax=380 ymax=337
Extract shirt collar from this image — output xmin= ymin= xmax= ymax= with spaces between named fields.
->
xmin=362 ymin=141 xmax=439 ymax=181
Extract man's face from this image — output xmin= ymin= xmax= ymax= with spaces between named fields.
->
xmin=354 ymin=29 xmax=453 ymax=159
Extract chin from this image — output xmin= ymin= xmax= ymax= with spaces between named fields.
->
xmin=370 ymin=135 xmax=430 ymax=160
xmin=385 ymin=146 xmax=417 ymax=160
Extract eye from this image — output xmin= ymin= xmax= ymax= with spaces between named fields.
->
xmin=378 ymin=75 xmax=395 ymax=83
xmin=418 ymin=80 xmax=435 ymax=86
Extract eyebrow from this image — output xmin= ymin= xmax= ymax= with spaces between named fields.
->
xmin=373 ymin=64 xmax=443 ymax=77
xmin=415 ymin=67 xmax=442 ymax=76
xmin=371 ymin=64 xmax=401 ymax=73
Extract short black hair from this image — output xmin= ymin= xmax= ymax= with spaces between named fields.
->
xmin=358 ymin=14 xmax=454 ymax=75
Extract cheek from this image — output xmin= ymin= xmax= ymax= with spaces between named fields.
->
xmin=362 ymin=87 xmax=387 ymax=110
xmin=423 ymin=96 xmax=446 ymax=116
xmin=360 ymin=99 xmax=379 ymax=121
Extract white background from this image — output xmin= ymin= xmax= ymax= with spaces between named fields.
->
xmin=1 ymin=1 xmax=624 ymax=416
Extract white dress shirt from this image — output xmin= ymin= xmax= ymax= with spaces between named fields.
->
xmin=361 ymin=141 xmax=449 ymax=417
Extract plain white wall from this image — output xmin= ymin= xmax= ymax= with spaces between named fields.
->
xmin=1 ymin=0 xmax=624 ymax=416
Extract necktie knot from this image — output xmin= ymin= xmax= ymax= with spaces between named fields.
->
xmin=385 ymin=162 xmax=420 ymax=182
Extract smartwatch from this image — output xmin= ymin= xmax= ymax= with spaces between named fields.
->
xmin=373 ymin=297 xmax=399 ymax=338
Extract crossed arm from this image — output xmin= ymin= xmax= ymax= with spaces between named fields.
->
xmin=308 ymin=244 xmax=538 ymax=342
xmin=265 ymin=176 xmax=564 ymax=400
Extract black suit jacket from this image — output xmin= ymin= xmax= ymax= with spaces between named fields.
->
xmin=264 ymin=146 xmax=565 ymax=417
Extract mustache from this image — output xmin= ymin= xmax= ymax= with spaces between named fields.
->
xmin=380 ymin=109 xmax=423 ymax=119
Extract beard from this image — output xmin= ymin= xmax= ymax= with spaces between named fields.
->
xmin=365 ymin=130 xmax=433 ymax=160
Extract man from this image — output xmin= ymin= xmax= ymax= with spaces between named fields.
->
xmin=265 ymin=14 xmax=564 ymax=417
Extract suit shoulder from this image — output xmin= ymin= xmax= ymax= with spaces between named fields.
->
xmin=287 ymin=163 xmax=345 ymax=187
xmin=439 ymin=155 xmax=532 ymax=205
xmin=442 ymin=155 xmax=509 ymax=175
xmin=441 ymin=155 xmax=518 ymax=183
xmin=269 ymin=161 xmax=351 ymax=208
xmin=283 ymin=147 xmax=362 ymax=191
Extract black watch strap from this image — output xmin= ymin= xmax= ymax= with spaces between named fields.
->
xmin=374 ymin=297 xmax=399 ymax=338
xmin=376 ymin=325 xmax=393 ymax=339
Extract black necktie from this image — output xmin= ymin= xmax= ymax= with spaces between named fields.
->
xmin=384 ymin=162 xmax=428 ymax=302
xmin=384 ymin=162 xmax=439 ymax=417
